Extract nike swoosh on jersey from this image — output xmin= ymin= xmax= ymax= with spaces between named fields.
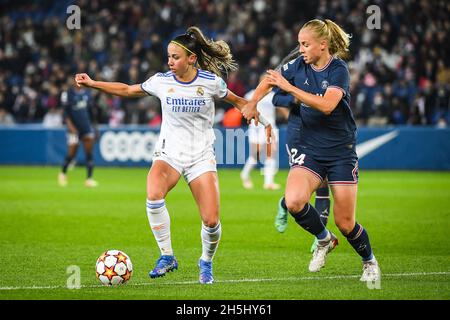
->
xmin=356 ymin=131 xmax=399 ymax=159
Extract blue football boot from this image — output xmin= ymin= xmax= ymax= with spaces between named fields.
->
xmin=149 ymin=255 xmax=178 ymax=278
xmin=198 ymin=259 xmax=214 ymax=284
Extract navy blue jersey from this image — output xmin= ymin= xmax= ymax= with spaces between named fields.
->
xmin=272 ymin=56 xmax=357 ymax=160
xmin=62 ymin=89 xmax=94 ymax=134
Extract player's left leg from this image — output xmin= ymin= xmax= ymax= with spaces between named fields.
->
xmin=331 ymin=184 xmax=380 ymax=281
xmin=81 ymin=134 xmax=98 ymax=187
xmin=189 ymin=171 xmax=221 ymax=284
xmin=275 ymin=196 xmax=288 ymax=232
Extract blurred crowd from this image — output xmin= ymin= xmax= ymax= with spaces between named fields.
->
xmin=0 ymin=0 xmax=449 ymax=128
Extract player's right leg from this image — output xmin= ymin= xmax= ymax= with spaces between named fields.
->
xmin=146 ymin=159 xmax=181 ymax=278
xmin=81 ymin=134 xmax=98 ymax=187
xmin=240 ymin=143 xmax=258 ymax=189
xmin=284 ymin=167 xmax=337 ymax=272
xmin=263 ymin=129 xmax=280 ymax=190
xmin=59 ymin=134 xmax=79 ymax=186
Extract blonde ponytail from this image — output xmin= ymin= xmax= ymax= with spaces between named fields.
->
xmin=302 ymin=19 xmax=351 ymax=59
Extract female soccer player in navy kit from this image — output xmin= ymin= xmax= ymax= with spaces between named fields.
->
xmin=246 ymin=47 xmax=331 ymax=252
xmin=74 ymin=26 xmax=270 ymax=284
xmin=243 ymin=19 xmax=380 ymax=281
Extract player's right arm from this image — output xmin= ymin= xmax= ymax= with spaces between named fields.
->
xmin=75 ymin=73 xmax=147 ymax=98
xmin=241 ymin=46 xmax=300 ymax=124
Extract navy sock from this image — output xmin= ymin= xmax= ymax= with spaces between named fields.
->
xmin=62 ymin=156 xmax=73 ymax=174
xmin=315 ymin=187 xmax=330 ymax=226
xmin=290 ymin=203 xmax=326 ymax=237
xmin=280 ymin=197 xmax=287 ymax=211
xmin=86 ymin=153 xmax=94 ymax=179
xmin=345 ymin=223 xmax=373 ymax=261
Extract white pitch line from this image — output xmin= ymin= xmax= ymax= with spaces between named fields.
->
xmin=0 ymin=271 xmax=449 ymax=291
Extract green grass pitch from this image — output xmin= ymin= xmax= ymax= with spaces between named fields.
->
xmin=0 ymin=166 xmax=449 ymax=300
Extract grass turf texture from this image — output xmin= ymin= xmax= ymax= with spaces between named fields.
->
xmin=0 ymin=166 xmax=449 ymax=300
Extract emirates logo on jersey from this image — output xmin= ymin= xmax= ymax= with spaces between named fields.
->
xmin=196 ymin=87 xmax=204 ymax=96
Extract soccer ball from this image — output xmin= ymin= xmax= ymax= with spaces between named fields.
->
xmin=95 ymin=250 xmax=133 ymax=286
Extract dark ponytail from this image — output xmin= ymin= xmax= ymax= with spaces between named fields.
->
xmin=171 ymin=26 xmax=238 ymax=76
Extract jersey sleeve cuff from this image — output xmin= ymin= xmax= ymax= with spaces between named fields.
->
xmin=273 ymin=93 xmax=294 ymax=107
xmin=327 ymin=86 xmax=346 ymax=96
xmin=219 ymin=91 xmax=228 ymax=99
xmin=140 ymin=83 xmax=153 ymax=96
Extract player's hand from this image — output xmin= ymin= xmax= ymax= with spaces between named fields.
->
xmin=75 ymin=73 xmax=94 ymax=88
xmin=241 ymin=100 xmax=260 ymax=125
xmin=265 ymin=69 xmax=292 ymax=93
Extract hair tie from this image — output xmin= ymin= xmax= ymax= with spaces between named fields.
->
xmin=186 ymin=31 xmax=195 ymax=39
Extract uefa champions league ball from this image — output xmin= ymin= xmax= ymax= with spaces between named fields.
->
xmin=95 ymin=250 xmax=133 ymax=286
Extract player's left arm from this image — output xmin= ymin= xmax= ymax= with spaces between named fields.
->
xmin=222 ymin=90 xmax=271 ymax=127
xmin=222 ymin=90 xmax=247 ymax=111
xmin=265 ymin=69 xmax=343 ymax=115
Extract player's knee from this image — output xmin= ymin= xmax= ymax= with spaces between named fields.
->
xmin=147 ymin=189 xmax=166 ymax=201
xmin=284 ymin=194 xmax=309 ymax=214
xmin=335 ymin=217 xmax=355 ymax=236
xmin=201 ymin=208 xmax=220 ymax=227
xmin=202 ymin=216 xmax=219 ymax=228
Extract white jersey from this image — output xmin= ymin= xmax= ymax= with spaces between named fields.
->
xmin=244 ymin=90 xmax=276 ymax=129
xmin=141 ymin=69 xmax=227 ymax=163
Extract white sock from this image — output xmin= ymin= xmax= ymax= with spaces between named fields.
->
xmin=263 ymin=158 xmax=277 ymax=185
xmin=200 ymin=222 xmax=222 ymax=262
xmin=146 ymin=199 xmax=173 ymax=256
xmin=241 ymin=156 xmax=257 ymax=180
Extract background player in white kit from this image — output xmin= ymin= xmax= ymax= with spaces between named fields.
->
xmin=240 ymin=75 xmax=288 ymax=190
xmin=74 ymin=26 xmax=270 ymax=284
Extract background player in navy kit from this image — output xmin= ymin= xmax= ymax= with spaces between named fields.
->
xmin=243 ymin=19 xmax=380 ymax=282
xmin=58 ymin=83 xmax=98 ymax=188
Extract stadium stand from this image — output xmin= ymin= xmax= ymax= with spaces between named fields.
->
xmin=0 ymin=0 xmax=448 ymax=126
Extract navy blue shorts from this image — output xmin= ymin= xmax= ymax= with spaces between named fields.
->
xmin=77 ymin=126 xmax=94 ymax=139
xmin=285 ymin=143 xmax=358 ymax=185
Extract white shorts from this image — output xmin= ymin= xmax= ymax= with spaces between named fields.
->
xmin=152 ymin=148 xmax=217 ymax=184
xmin=248 ymin=126 xmax=278 ymax=145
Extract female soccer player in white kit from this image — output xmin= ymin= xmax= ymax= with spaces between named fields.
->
xmin=75 ymin=26 xmax=269 ymax=284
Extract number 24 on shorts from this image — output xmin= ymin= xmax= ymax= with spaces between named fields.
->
xmin=290 ymin=148 xmax=305 ymax=166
